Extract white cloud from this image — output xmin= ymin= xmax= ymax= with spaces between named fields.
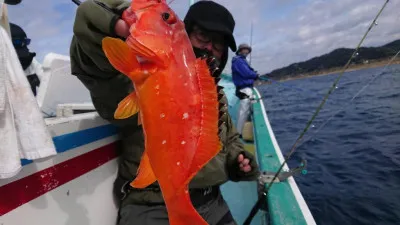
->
xmin=6 ymin=0 xmax=400 ymax=75
xmin=240 ymin=0 xmax=400 ymax=74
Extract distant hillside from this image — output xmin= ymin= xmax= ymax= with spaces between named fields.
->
xmin=265 ymin=39 xmax=400 ymax=80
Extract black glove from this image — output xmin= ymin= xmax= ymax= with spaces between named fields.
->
xmin=227 ymin=151 xmax=260 ymax=182
xmin=26 ymin=74 xmax=40 ymax=96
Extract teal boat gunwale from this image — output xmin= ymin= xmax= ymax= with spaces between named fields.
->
xmin=252 ymin=87 xmax=316 ymax=225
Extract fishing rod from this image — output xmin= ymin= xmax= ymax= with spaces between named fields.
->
xmin=299 ymin=48 xmax=400 ymax=148
xmin=249 ymin=20 xmax=253 ymax=66
xmin=243 ymin=1 xmax=390 ymax=224
xmin=72 ymin=0 xmax=81 ymax=6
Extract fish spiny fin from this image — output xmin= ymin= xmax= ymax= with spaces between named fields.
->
xmin=102 ymin=37 xmax=140 ymax=76
xmin=114 ymin=92 xmax=140 ymax=119
xmin=184 ymin=58 xmax=222 ymax=187
xmin=130 ymin=151 xmax=157 ymax=188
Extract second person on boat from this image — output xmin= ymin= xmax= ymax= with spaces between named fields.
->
xmin=231 ymin=43 xmax=259 ymax=137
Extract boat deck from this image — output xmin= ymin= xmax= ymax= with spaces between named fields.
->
xmin=221 ymin=138 xmax=265 ymax=225
xmin=219 ymin=78 xmax=264 ymax=225
xmin=221 ymin=140 xmax=266 ymax=225
xmin=218 ymin=76 xmax=315 ymax=225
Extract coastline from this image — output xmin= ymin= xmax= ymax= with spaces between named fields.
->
xmin=260 ymin=58 xmax=400 ymax=83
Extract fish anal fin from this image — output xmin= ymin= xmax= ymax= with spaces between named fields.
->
xmin=114 ymin=92 xmax=140 ymax=119
xmin=184 ymin=59 xmax=222 ymax=187
xmin=131 ymin=151 xmax=157 ymax=189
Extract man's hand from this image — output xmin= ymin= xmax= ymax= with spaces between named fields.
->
xmin=115 ymin=19 xmax=130 ymax=38
xmin=227 ymin=151 xmax=259 ymax=182
xmin=238 ymin=153 xmax=252 ymax=173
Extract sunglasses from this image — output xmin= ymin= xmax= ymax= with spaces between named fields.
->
xmin=12 ymin=38 xmax=31 ymax=47
xmin=192 ymin=28 xmax=225 ymax=52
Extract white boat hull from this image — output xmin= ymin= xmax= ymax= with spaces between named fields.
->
xmin=0 ymin=113 xmax=120 ymax=225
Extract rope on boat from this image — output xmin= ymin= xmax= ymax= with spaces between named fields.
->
xmin=299 ymin=48 xmax=400 ymax=147
xmin=243 ymin=1 xmax=391 ymax=224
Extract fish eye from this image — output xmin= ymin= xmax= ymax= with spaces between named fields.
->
xmin=162 ymin=13 xmax=170 ymax=21
xmin=162 ymin=12 xmax=176 ymax=24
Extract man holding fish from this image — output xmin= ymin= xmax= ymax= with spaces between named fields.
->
xmin=70 ymin=0 xmax=259 ymax=224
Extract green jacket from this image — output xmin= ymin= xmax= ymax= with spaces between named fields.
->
xmin=70 ymin=0 xmax=259 ymax=207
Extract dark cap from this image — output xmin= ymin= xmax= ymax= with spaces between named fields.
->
xmin=4 ymin=0 xmax=22 ymax=5
xmin=10 ymin=23 xmax=32 ymax=58
xmin=184 ymin=1 xmax=237 ymax=52
xmin=10 ymin=22 xmax=27 ymax=40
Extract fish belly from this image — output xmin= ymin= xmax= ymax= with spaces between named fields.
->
xmin=138 ymin=59 xmax=220 ymax=225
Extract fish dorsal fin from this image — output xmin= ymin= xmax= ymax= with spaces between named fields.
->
xmin=114 ymin=92 xmax=140 ymax=119
xmin=130 ymin=150 xmax=157 ymax=188
xmin=183 ymin=58 xmax=222 ymax=188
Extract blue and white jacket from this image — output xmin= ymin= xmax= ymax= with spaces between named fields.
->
xmin=231 ymin=55 xmax=258 ymax=89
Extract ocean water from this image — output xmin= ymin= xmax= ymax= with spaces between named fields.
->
xmin=257 ymin=65 xmax=400 ymax=225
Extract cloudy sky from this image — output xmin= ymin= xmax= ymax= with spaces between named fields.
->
xmin=7 ymin=0 xmax=400 ymax=74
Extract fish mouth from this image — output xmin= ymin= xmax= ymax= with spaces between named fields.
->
xmin=126 ymin=36 xmax=165 ymax=68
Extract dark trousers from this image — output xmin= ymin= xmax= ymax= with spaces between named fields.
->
xmin=118 ymin=190 xmax=237 ymax=225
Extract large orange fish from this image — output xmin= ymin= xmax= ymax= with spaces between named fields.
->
xmin=102 ymin=0 xmax=221 ymax=224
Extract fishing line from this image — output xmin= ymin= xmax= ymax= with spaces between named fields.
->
xmin=258 ymin=76 xmax=321 ymax=97
xmin=243 ymin=1 xmax=390 ymax=224
xmin=299 ymin=48 xmax=400 ymax=147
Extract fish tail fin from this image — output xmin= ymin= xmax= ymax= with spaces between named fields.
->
xmin=165 ymin=188 xmax=208 ymax=225
xmin=185 ymin=59 xmax=222 ymax=184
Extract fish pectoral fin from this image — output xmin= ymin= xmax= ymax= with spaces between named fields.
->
xmin=114 ymin=92 xmax=140 ymax=119
xmin=131 ymin=151 xmax=157 ymax=188
xmin=137 ymin=112 xmax=142 ymax=126
xmin=127 ymin=37 xmax=164 ymax=67
xmin=126 ymin=37 xmax=155 ymax=58
xmin=102 ymin=37 xmax=140 ymax=77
